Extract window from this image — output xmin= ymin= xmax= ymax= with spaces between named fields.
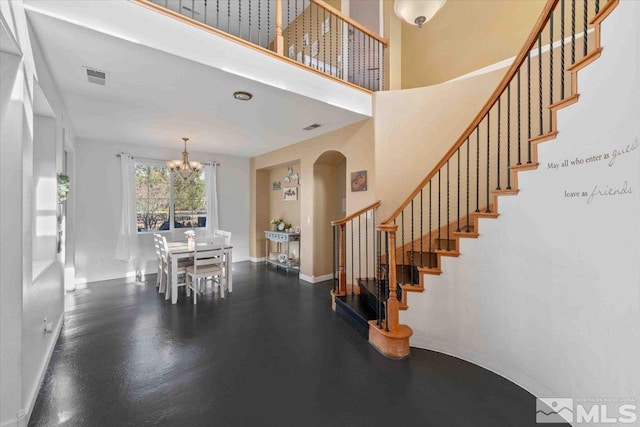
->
xmin=135 ymin=163 xmax=206 ymax=232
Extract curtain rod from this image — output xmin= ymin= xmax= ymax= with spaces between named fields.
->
xmin=116 ymin=153 xmax=220 ymax=166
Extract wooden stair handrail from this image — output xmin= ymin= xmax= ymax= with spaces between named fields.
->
xmin=332 ymin=201 xmax=381 ymax=226
xmin=381 ymin=0 xmax=560 ymax=224
xmin=311 ymin=0 xmax=389 ymax=46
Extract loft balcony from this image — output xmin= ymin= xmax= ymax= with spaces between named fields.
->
xmin=141 ymin=0 xmax=387 ymax=92
xmin=23 ymin=0 xmax=382 ymax=156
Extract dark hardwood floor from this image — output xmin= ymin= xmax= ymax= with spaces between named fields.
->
xmin=30 ymin=262 xmax=554 ymax=426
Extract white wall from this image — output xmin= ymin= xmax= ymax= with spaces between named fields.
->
xmin=0 ymin=1 xmax=76 ymax=426
xmin=403 ymin=0 xmax=640 ymax=407
xmin=74 ymin=138 xmax=250 ymax=284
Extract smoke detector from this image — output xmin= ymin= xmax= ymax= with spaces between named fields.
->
xmin=85 ymin=68 xmax=107 ymax=85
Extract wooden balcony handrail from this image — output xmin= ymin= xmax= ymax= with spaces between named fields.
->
xmin=311 ymin=0 xmax=389 ymax=46
xmin=332 ymin=200 xmax=381 ymax=226
xmin=381 ymin=0 xmax=560 ymax=224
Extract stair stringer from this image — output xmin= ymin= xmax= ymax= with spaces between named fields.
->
xmin=398 ymin=0 xmax=618 ymax=295
xmin=400 ymin=0 xmax=639 ymax=399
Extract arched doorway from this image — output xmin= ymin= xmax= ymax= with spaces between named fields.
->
xmin=313 ymin=151 xmax=346 ymax=279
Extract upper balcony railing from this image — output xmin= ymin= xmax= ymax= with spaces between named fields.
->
xmin=138 ymin=0 xmax=388 ymax=92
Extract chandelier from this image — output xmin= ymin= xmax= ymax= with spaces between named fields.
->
xmin=394 ymin=0 xmax=446 ymax=28
xmin=166 ymin=137 xmax=202 ymax=179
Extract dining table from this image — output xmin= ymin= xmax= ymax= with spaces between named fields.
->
xmin=166 ymin=240 xmax=233 ymax=304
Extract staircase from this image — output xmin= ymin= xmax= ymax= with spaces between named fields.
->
xmin=331 ymin=0 xmax=622 ymax=359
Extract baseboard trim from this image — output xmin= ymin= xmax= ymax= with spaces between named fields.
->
xmin=249 ymin=257 xmax=266 ymax=263
xmin=22 ymin=314 xmax=64 ymax=427
xmin=299 ymin=273 xmax=334 ymax=284
xmin=409 ymin=335 xmax=553 ymax=398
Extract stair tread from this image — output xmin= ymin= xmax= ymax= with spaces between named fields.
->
xmin=335 ymin=295 xmax=379 ymax=323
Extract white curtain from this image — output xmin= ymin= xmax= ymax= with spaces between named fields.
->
xmin=204 ymin=163 xmax=219 ymax=239
xmin=115 ymin=154 xmax=139 ymax=261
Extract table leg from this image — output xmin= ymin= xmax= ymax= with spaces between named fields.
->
xmin=171 ymin=255 xmax=178 ymax=304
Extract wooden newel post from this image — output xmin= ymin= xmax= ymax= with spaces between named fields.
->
xmin=338 ymin=223 xmax=347 ymax=295
xmin=378 ymin=224 xmax=399 ymax=332
xmin=275 ymin=0 xmax=284 ymax=56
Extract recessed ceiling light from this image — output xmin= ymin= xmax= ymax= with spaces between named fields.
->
xmin=233 ymin=91 xmax=253 ymax=101
xmin=303 ymin=123 xmax=321 ymax=131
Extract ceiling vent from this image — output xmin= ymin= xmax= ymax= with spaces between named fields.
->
xmin=86 ymin=68 xmax=106 ymax=85
xmin=303 ymin=123 xmax=321 ymax=131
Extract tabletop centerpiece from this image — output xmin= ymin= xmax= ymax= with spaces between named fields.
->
xmin=185 ymin=230 xmax=196 ymax=249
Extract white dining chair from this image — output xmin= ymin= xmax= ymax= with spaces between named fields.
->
xmin=153 ymin=234 xmax=163 ymax=289
xmin=186 ymin=246 xmax=226 ymax=304
xmin=214 ymin=230 xmax=232 ymax=246
xmin=159 ymin=235 xmax=192 ymax=300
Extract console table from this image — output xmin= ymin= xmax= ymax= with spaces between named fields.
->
xmin=264 ymin=231 xmax=300 ymax=274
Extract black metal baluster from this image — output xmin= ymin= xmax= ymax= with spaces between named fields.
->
xmin=411 ymin=200 xmax=414 ymax=275
xmin=295 ymin=0 xmax=298 ymax=61
xmin=248 ymin=0 xmax=252 ymax=44
xmin=517 ymin=68 xmax=522 ymax=165
xmin=365 ymin=208 xmax=368 ymax=279
xmin=376 ymin=230 xmax=381 ymax=327
xmin=486 ymin=114 xmax=491 ymax=212
xmin=384 ymin=232 xmax=389 ymax=332
xmin=507 ymin=83 xmax=512 ymax=190
xmin=358 ymin=215 xmax=361 ymax=282
xmin=287 ymin=0 xmax=290 ymax=57
xmin=497 ymin=96 xmax=501 ymax=190
xmin=330 ymin=13 xmax=333 ymax=74
xmin=401 ymin=210 xmax=405 ymax=283
xmin=550 ymin=9 xmax=554 ymax=130
xmin=595 ymin=0 xmax=600 ymax=14
xmin=466 ymin=137 xmax=470 ymax=231
xmin=538 ymin=33 xmax=543 ymax=136
xmin=561 ymin=0 xmax=565 ymax=100
xmin=527 ymin=51 xmax=532 ymax=163
xmin=571 ymin=0 xmax=576 ymax=64
xmin=316 ymin=3 xmax=320 ymax=69
xmin=457 ymin=147 xmax=460 ymax=232
xmin=429 ymin=180 xmax=432 ymax=255
xmin=350 ymin=220 xmax=354 ymax=295
xmin=475 ymin=128 xmax=480 ymax=211
xmin=446 ymin=159 xmax=450 ymax=251
xmin=420 ymin=189 xmax=423 ymax=266
xmin=437 ymin=171 xmax=441 ymax=249
xmin=349 ymin=25 xmax=353 ymax=84
xmin=323 ymin=6 xmax=326 ymax=73
xmin=216 ymin=0 xmax=219 ymax=29
xmin=257 ymin=0 xmax=261 ymax=47
xmin=238 ymin=0 xmax=241 ymax=37
xmin=380 ymin=41 xmax=384 ymax=90
xmin=373 ymin=208 xmax=376 ymax=277
xmin=583 ymin=0 xmax=588 ymax=57
xmin=227 ymin=0 xmax=230 ymax=34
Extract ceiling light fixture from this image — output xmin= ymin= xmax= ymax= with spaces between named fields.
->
xmin=233 ymin=91 xmax=253 ymax=101
xmin=394 ymin=0 xmax=446 ymax=28
xmin=166 ymin=137 xmax=202 ymax=179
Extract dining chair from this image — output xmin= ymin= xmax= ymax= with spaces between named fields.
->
xmin=186 ymin=246 xmax=225 ymax=304
xmin=214 ymin=230 xmax=232 ymax=246
xmin=153 ymin=234 xmax=163 ymax=289
xmin=160 ymin=235 xmax=192 ymax=300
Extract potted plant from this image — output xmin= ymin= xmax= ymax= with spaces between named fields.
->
xmin=271 ymin=218 xmax=283 ymax=231
xmin=57 ymin=173 xmax=70 ymax=203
